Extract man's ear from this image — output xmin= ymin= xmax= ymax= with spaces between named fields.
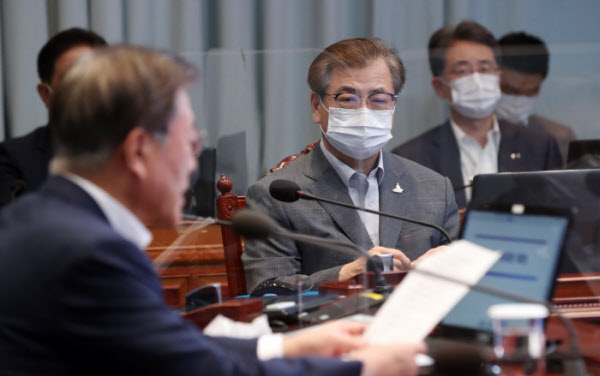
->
xmin=431 ymin=76 xmax=449 ymax=100
xmin=36 ymin=83 xmax=52 ymax=109
xmin=310 ymin=92 xmax=323 ymax=124
xmin=122 ymin=128 xmax=156 ymax=180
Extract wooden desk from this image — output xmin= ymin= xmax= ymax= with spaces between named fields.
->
xmin=323 ymin=272 xmax=600 ymax=317
xmin=553 ymin=273 xmax=600 ymax=321
xmin=546 ymin=317 xmax=600 ymax=372
xmin=146 ymin=222 xmax=228 ymax=309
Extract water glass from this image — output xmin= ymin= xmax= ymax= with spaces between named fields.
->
xmin=487 ymin=303 xmax=549 ymax=374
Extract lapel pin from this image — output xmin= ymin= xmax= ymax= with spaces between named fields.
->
xmin=510 ymin=152 xmax=521 ymax=160
xmin=393 ymin=183 xmax=404 ymax=194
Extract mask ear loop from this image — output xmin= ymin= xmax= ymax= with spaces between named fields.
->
xmin=318 ymin=95 xmax=330 ymax=114
xmin=317 ymin=95 xmax=330 ymax=136
xmin=42 ymin=83 xmax=54 ymax=96
xmin=435 ymin=76 xmax=455 ymax=106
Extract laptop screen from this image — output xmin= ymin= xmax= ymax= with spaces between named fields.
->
xmin=441 ymin=207 xmax=569 ymax=333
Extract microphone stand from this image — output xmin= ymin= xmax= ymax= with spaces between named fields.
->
xmin=298 ymin=191 xmax=453 ymax=244
xmin=181 ymin=214 xmax=232 ymax=227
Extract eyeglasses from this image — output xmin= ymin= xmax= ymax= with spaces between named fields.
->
xmin=447 ymin=62 xmax=499 ymax=78
xmin=322 ymin=92 xmax=398 ymax=110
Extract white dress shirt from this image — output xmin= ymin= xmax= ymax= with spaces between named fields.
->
xmin=61 ymin=173 xmax=285 ymax=360
xmin=62 ymin=173 xmax=152 ymax=249
xmin=321 ymin=140 xmax=385 ymax=247
xmin=449 ymin=117 xmax=501 ymax=202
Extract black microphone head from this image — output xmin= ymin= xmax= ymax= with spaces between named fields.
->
xmin=269 ymin=179 xmax=301 ymax=203
xmin=231 ymin=209 xmax=278 ymax=240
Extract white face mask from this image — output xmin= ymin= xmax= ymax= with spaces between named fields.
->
xmin=446 ymin=73 xmax=501 ymax=119
xmin=495 ymin=93 xmax=538 ymax=125
xmin=321 ymin=103 xmax=393 ymax=160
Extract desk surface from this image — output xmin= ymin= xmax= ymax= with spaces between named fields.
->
xmin=183 ymin=274 xmax=600 ymax=374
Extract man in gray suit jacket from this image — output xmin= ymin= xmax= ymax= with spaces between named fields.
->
xmin=392 ymin=22 xmax=562 ymax=209
xmin=243 ymin=38 xmax=459 ymax=294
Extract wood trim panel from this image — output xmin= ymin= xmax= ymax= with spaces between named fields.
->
xmin=146 ymin=222 xmax=229 ymax=307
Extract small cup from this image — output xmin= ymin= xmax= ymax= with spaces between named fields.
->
xmin=375 ymin=254 xmax=393 ymax=272
xmin=487 ymin=303 xmax=549 ymax=373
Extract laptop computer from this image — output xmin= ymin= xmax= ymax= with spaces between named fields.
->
xmin=469 ymin=169 xmax=600 ymax=274
xmin=435 ymin=203 xmax=571 ymax=344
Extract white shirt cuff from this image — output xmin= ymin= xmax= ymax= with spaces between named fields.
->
xmin=256 ymin=333 xmax=285 ymax=360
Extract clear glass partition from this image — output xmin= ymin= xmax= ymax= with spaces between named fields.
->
xmin=158 ymin=40 xmax=600 ymax=313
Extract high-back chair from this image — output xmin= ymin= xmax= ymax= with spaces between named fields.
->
xmin=216 ymin=174 xmax=246 ymax=297
xmin=265 ymin=140 xmax=319 ymax=175
xmin=216 ymin=141 xmax=318 ymax=296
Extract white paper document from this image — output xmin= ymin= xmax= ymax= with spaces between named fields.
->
xmin=363 ymin=240 xmax=501 ymax=344
xmin=204 ymin=314 xmax=273 ymax=338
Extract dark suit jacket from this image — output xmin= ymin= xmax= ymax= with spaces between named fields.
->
xmin=0 ymin=176 xmax=361 ymax=375
xmin=528 ymin=114 xmax=575 ymax=165
xmin=0 ymin=125 xmax=53 ymax=207
xmin=392 ymin=120 xmax=563 ymax=208
xmin=242 ymin=143 xmax=459 ymax=293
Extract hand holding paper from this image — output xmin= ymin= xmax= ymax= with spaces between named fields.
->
xmin=364 ymin=240 xmax=501 ymax=344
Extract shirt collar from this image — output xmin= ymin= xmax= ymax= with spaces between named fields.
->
xmin=319 ymin=140 xmax=385 ymax=188
xmin=61 ymin=173 xmax=152 ymax=250
xmin=449 ymin=115 xmax=501 ymax=146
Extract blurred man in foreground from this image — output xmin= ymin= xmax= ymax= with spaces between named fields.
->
xmin=0 ymin=45 xmax=424 ymax=375
xmin=0 ymin=27 xmax=107 ymax=207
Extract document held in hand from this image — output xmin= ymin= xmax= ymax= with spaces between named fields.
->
xmin=363 ymin=240 xmax=501 ymax=344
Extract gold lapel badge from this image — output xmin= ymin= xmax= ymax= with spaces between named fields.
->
xmin=393 ymin=183 xmax=404 ymax=194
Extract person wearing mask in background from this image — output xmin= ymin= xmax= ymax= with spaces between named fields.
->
xmin=496 ymin=31 xmax=575 ymax=164
xmin=242 ymin=38 xmax=459 ymax=294
xmin=393 ymin=21 xmax=562 ymax=209
xmin=0 ymin=27 xmax=107 ymax=207
xmin=0 ymin=44 xmax=426 ymax=376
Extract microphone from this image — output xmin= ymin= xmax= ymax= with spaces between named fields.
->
xmin=408 ymin=267 xmax=588 ymax=376
xmin=268 ymin=179 xmax=452 ymax=244
xmin=230 ymin=209 xmax=392 ymax=292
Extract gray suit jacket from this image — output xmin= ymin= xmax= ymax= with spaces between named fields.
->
xmin=242 ymin=143 xmax=459 ymax=293
xmin=392 ymin=119 xmax=563 ymax=208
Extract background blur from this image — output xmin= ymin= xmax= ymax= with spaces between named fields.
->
xmin=1 ymin=0 xmax=599 ymax=193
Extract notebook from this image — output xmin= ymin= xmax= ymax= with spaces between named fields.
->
xmin=436 ymin=204 xmax=570 ymax=342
